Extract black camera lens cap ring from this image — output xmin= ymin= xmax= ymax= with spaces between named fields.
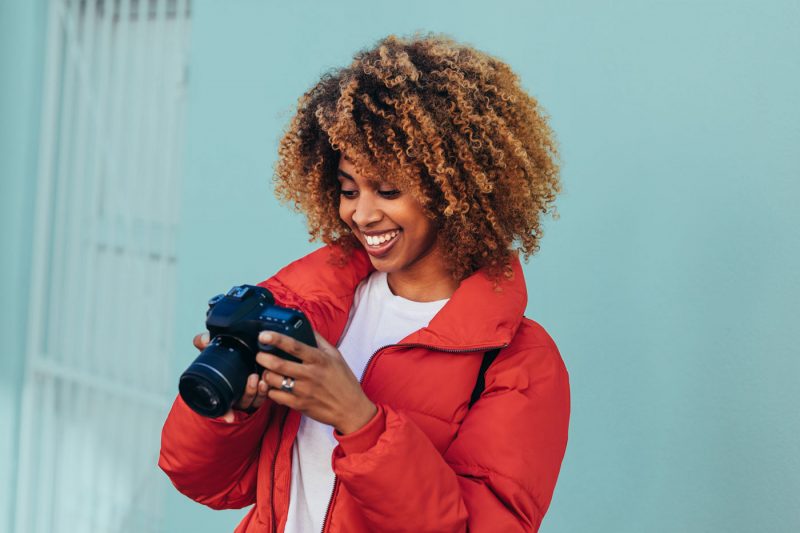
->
xmin=193 ymin=362 xmax=235 ymax=394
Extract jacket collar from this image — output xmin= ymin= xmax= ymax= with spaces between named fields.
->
xmin=272 ymin=246 xmax=527 ymax=352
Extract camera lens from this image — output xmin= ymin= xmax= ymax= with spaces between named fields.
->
xmin=196 ymin=384 xmax=219 ymax=408
xmin=180 ymin=376 xmax=222 ymax=414
xmin=179 ymin=336 xmax=254 ymax=418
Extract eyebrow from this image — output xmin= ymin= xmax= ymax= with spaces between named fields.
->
xmin=336 ymin=169 xmax=355 ymax=181
xmin=337 ymin=168 xmax=389 ymax=189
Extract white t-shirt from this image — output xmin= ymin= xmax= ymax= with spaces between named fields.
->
xmin=283 ymin=271 xmax=449 ymax=533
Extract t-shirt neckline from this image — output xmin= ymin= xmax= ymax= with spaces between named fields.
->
xmin=375 ymin=271 xmax=450 ymax=311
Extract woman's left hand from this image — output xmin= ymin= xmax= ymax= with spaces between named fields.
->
xmin=255 ymin=330 xmax=378 ymax=435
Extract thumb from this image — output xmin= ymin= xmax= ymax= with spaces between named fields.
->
xmin=313 ymin=330 xmax=337 ymax=356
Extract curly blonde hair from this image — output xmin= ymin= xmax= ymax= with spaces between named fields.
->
xmin=274 ymin=32 xmax=561 ymax=281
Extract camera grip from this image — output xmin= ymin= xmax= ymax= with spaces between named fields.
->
xmin=257 ymin=308 xmax=317 ymax=363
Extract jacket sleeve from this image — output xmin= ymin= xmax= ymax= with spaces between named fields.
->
xmin=331 ymin=340 xmax=571 ymax=532
xmin=157 ymin=257 xmax=330 ymax=511
xmin=157 ymin=253 xmax=339 ymax=511
xmin=158 ymin=392 xmax=275 ymax=509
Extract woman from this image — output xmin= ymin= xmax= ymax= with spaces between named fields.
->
xmin=159 ymin=33 xmax=570 ymax=532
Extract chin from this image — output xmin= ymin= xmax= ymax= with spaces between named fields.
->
xmin=367 ymin=257 xmax=399 ymax=272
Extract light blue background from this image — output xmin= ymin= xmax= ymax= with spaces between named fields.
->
xmin=2 ymin=1 xmax=798 ymax=532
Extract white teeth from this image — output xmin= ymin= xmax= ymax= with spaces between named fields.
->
xmin=365 ymin=230 xmax=399 ymax=247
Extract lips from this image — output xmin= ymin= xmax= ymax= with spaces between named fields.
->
xmin=361 ymin=229 xmax=401 ymax=258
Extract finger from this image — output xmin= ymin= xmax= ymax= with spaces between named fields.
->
xmin=263 ymin=370 xmax=286 ymax=390
xmin=266 ymin=385 xmax=301 ymax=410
xmin=192 ymin=332 xmax=210 ymax=351
xmin=235 ymin=373 xmax=259 ymax=410
xmin=312 ymin=330 xmax=338 ymax=356
xmin=250 ymin=377 xmax=270 ymax=409
xmin=256 ymin=352 xmax=311 ymax=379
xmin=263 ymin=371 xmax=306 ymax=399
xmin=259 ymin=331 xmax=321 ymax=364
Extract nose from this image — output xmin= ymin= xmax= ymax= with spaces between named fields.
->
xmin=351 ymin=191 xmax=383 ymax=228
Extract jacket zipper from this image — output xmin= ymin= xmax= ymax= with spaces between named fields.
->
xmin=271 ymin=408 xmax=290 ymax=533
xmin=318 ymin=341 xmax=507 ymax=533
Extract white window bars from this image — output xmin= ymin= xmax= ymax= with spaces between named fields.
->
xmin=15 ymin=1 xmax=191 ymax=532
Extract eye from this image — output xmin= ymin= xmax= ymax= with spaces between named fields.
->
xmin=339 ymin=189 xmax=358 ymax=199
xmin=378 ymin=189 xmax=401 ymax=199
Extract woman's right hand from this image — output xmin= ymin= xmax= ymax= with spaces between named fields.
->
xmin=192 ymin=332 xmax=270 ymax=423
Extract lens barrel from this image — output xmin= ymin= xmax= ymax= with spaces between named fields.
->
xmin=179 ymin=336 xmax=253 ymax=418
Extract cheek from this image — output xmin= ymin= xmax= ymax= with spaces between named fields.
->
xmin=339 ymin=203 xmax=351 ymax=227
xmin=421 ymin=222 xmax=438 ymax=248
xmin=404 ymin=205 xmax=434 ymax=235
xmin=413 ymin=213 xmax=439 ymax=248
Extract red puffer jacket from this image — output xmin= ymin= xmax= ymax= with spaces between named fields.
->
xmin=159 ymin=246 xmax=570 ymax=532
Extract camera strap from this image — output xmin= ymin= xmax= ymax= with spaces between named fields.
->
xmin=467 ymin=348 xmax=501 ymax=409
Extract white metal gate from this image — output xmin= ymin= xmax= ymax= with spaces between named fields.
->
xmin=15 ymin=1 xmax=192 ymax=531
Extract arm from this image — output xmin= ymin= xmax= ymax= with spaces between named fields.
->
xmin=158 ymin=247 xmax=353 ymax=509
xmin=330 ymin=341 xmax=571 ymax=532
xmin=158 ymin=331 xmax=277 ymax=509
xmin=158 ymin=394 xmax=275 ymax=509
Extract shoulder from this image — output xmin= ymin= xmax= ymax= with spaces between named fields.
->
xmin=264 ymin=245 xmax=350 ymax=284
xmin=445 ymin=316 xmax=570 ymax=505
xmin=259 ymin=245 xmax=373 ymax=301
xmin=487 ymin=317 xmax=570 ymax=397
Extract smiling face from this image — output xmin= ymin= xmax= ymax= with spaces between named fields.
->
xmin=337 ymin=155 xmax=446 ymax=287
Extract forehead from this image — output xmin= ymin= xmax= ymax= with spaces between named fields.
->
xmin=336 ymin=154 xmax=383 ymax=186
xmin=337 ymin=154 xmax=364 ymax=176
xmin=335 ymin=152 xmax=426 ymax=198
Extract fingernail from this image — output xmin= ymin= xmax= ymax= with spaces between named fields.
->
xmin=201 ymin=333 xmax=210 ymax=344
xmin=259 ymin=332 xmax=273 ymax=343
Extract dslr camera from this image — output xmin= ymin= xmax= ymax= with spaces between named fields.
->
xmin=179 ymin=284 xmax=316 ymax=418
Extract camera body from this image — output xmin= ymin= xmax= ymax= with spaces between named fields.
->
xmin=179 ymin=284 xmax=317 ymax=418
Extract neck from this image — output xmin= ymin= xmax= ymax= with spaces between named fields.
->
xmin=385 ymin=250 xmax=459 ymax=302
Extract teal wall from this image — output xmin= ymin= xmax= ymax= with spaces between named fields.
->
xmin=0 ymin=1 xmax=45 ymax=531
xmin=168 ymin=1 xmax=800 ymax=531
xmin=2 ymin=1 xmax=798 ymax=532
